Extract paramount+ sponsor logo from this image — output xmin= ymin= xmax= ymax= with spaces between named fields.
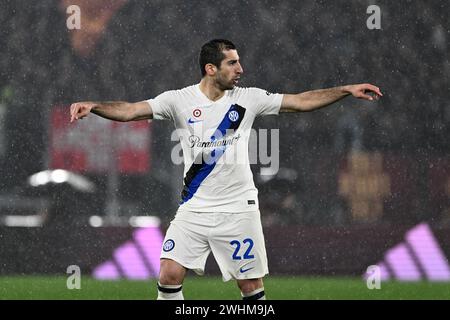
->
xmin=188 ymin=134 xmax=241 ymax=148
xmin=170 ymin=128 xmax=280 ymax=175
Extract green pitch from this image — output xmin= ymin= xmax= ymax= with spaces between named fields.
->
xmin=1 ymin=276 xmax=450 ymax=300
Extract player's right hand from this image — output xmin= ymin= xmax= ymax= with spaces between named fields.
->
xmin=70 ymin=102 xmax=94 ymax=123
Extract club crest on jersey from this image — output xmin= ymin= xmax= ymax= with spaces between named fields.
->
xmin=163 ymin=239 xmax=175 ymax=252
xmin=228 ymin=110 xmax=239 ymax=122
xmin=192 ymin=108 xmax=202 ymax=118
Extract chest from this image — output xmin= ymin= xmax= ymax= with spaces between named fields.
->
xmin=176 ymin=99 xmax=251 ymax=134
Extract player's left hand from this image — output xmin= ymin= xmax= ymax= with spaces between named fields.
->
xmin=345 ymin=83 xmax=383 ymax=101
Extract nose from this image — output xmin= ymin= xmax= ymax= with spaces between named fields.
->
xmin=236 ymin=62 xmax=243 ymax=74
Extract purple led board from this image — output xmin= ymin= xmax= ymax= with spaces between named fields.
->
xmin=364 ymin=223 xmax=450 ymax=282
xmin=406 ymin=223 xmax=450 ymax=281
xmin=385 ymin=244 xmax=421 ymax=281
xmin=134 ymin=227 xmax=163 ymax=275
xmin=93 ymin=261 xmax=120 ymax=280
xmin=114 ymin=241 xmax=150 ymax=279
xmin=377 ymin=262 xmax=391 ymax=281
xmin=93 ymin=227 xmax=164 ymax=280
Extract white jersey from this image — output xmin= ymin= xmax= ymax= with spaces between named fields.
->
xmin=147 ymin=84 xmax=283 ymax=213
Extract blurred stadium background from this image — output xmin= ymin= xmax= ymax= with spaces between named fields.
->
xmin=0 ymin=0 xmax=449 ymax=299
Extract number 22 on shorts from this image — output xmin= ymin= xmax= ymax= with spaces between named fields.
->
xmin=229 ymin=238 xmax=255 ymax=260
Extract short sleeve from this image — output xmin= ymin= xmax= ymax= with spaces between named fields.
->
xmin=248 ymin=88 xmax=283 ymax=117
xmin=146 ymin=91 xmax=175 ymax=121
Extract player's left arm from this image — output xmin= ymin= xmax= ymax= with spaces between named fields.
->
xmin=280 ymin=83 xmax=383 ymax=112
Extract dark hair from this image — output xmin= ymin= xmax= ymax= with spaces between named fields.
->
xmin=199 ymin=39 xmax=236 ymax=77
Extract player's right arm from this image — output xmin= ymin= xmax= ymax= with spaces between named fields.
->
xmin=69 ymin=101 xmax=153 ymax=123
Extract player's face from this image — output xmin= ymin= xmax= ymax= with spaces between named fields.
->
xmin=215 ymin=49 xmax=243 ymax=90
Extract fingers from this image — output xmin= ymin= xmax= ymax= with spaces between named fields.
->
xmin=353 ymin=84 xmax=383 ymax=101
xmin=70 ymin=103 xmax=78 ymax=123
xmin=359 ymin=93 xmax=375 ymax=101
xmin=69 ymin=103 xmax=89 ymax=123
xmin=363 ymin=83 xmax=383 ymax=98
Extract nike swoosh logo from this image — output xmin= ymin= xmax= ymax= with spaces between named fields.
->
xmin=188 ymin=118 xmax=203 ymax=124
xmin=239 ymin=266 xmax=254 ymax=273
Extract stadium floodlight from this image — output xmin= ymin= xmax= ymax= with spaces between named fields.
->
xmin=27 ymin=169 xmax=96 ymax=193
xmin=2 ymin=215 xmax=44 ymax=227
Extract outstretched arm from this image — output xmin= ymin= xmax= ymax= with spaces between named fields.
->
xmin=280 ymin=83 xmax=383 ymax=112
xmin=69 ymin=101 xmax=153 ymax=123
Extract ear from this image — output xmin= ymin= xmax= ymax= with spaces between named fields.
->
xmin=204 ymin=63 xmax=217 ymax=76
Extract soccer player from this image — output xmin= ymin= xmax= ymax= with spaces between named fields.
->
xmin=70 ymin=39 xmax=382 ymax=300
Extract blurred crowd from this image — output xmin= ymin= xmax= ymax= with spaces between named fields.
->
xmin=0 ymin=0 xmax=448 ymax=225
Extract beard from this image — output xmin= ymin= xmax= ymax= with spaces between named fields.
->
xmin=215 ymin=74 xmax=235 ymax=91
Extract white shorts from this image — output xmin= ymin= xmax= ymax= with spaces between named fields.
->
xmin=160 ymin=210 xmax=269 ymax=282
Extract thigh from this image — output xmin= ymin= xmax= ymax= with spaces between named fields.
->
xmin=160 ymin=211 xmax=212 ymax=276
xmin=209 ymin=210 xmax=269 ymax=282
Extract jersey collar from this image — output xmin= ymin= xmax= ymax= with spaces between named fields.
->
xmin=195 ymin=83 xmax=230 ymax=105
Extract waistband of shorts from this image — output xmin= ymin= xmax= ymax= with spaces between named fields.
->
xmin=176 ymin=208 xmax=260 ymax=215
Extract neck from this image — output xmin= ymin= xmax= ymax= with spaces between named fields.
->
xmin=199 ymin=78 xmax=225 ymax=101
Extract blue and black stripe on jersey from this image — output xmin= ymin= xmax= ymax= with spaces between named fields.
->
xmin=180 ymin=104 xmax=246 ymax=204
